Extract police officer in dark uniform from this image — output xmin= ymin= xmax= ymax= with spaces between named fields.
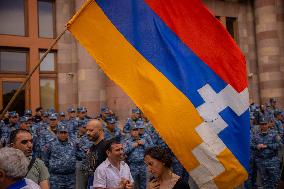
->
xmin=252 ymin=116 xmax=282 ymax=189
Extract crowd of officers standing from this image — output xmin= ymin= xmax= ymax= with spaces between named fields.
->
xmin=0 ymin=106 xmax=188 ymax=189
xmin=246 ymin=98 xmax=284 ymax=189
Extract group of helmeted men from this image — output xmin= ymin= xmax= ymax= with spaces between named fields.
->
xmin=246 ymin=98 xmax=284 ymax=189
xmin=0 ymin=106 xmax=188 ymax=189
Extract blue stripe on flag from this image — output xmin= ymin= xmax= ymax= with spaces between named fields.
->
xmin=97 ymin=0 xmax=249 ymax=170
xmin=219 ymin=109 xmax=250 ymax=171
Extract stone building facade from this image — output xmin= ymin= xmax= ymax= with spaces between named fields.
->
xmin=0 ymin=0 xmax=283 ymax=123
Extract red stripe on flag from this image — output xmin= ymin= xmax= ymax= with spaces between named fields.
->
xmin=145 ymin=0 xmax=247 ymax=92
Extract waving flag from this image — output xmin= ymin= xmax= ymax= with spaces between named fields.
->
xmin=67 ymin=0 xmax=250 ymax=188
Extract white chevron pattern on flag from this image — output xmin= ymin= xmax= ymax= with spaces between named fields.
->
xmin=189 ymin=84 xmax=249 ymax=189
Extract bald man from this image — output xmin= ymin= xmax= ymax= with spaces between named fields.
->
xmin=81 ymin=119 xmax=107 ymax=189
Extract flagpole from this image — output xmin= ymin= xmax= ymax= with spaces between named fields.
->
xmin=0 ymin=28 xmax=67 ymax=120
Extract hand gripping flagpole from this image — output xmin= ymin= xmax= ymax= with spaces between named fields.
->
xmin=0 ymin=28 xmax=67 ymax=120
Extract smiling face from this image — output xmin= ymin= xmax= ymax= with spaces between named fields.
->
xmin=144 ymin=155 xmax=165 ymax=178
xmin=107 ymin=143 xmax=124 ymax=161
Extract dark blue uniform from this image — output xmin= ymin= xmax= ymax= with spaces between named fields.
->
xmin=252 ymin=129 xmax=282 ymax=189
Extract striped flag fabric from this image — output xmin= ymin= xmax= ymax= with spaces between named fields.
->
xmin=67 ymin=0 xmax=250 ymax=188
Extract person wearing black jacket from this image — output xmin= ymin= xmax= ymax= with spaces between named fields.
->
xmin=81 ymin=119 xmax=107 ymax=189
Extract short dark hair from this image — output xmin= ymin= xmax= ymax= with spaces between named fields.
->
xmin=144 ymin=147 xmax=173 ymax=168
xmin=105 ymin=138 xmax=121 ymax=153
xmin=9 ymin=129 xmax=32 ymax=144
xmin=35 ymin=107 xmax=42 ymax=112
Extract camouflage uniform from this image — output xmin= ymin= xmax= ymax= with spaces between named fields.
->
xmin=67 ymin=118 xmax=78 ymax=137
xmin=59 ymin=112 xmax=67 ymax=123
xmin=36 ymin=113 xmax=59 ymax=158
xmin=97 ymin=107 xmax=110 ymax=129
xmin=123 ymin=118 xmax=136 ymax=134
xmin=144 ymin=120 xmax=154 ymax=135
xmin=136 ymin=119 xmax=154 ymax=147
xmin=252 ymin=127 xmax=282 ymax=189
xmin=30 ymin=122 xmax=40 ymax=136
xmin=41 ymin=111 xmax=50 ymax=125
xmin=274 ymin=120 xmax=284 ymax=137
xmin=0 ymin=120 xmax=6 ymax=147
xmin=43 ymin=125 xmax=77 ymax=189
xmin=32 ymin=121 xmax=49 ymax=158
xmin=123 ymin=107 xmax=141 ymax=134
xmin=38 ymin=127 xmax=57 ymax=158
xmin=245 ymin=129 xmax=258 ymax=189
xmin=0 ymin=118 xmax=19 ymax=147
xmin=74 ymin=120 xmax=92 ymax=189
xmin=76 ymin=134 xmax=92 ymax=161
xmin=124 ymin=125 xmax=150 ymax=189
xmin=104 ymin=127 xmax=123 ymax=142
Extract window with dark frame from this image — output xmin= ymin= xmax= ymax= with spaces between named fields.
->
xmin=0 ymin=48 xmax=28 ymax=73
xmin=38 ymin=0 xmax=55 ymax=38
xmin=0 ymin=0 xmax=26 ymax=36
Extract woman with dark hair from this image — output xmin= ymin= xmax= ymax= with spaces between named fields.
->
xmin=144 ymin=147 xmax=190 ymax=189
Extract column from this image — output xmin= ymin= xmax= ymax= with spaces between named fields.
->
xmin=254 ymin=0 xmax=284 ymax=106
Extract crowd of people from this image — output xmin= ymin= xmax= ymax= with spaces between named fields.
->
xmin=0 ymin=106 xmax=190 ymax=189
xmin=2 ymin=97 xmax=284 ymax=189
xmin=247 ymin=98 xmax=284 ymax=189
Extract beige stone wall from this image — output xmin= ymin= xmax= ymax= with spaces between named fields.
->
xmin=57 ymin=0 xmax=107 ymax=117
xmin=56 ymin=0 xmax=79 ymax=112
xmin=74 ymin=0 xmax=107 ymax=117
xmin=277 ymin=0 xmax=284 ymax=77
xmin=254 ymin=0 xmax=284 ymax=106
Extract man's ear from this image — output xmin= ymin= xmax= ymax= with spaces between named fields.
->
xmin=106 ymin=150 xmax=111 ymax=156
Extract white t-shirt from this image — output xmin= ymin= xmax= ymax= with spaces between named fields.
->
xmin=93 ymin=158 xmax=134 ymax=188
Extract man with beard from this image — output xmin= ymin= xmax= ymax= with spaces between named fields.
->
xmin=81 ymin=119 xmax=107 ymax=189
xmin=10 ymin=129 xmax=49 ymax=189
